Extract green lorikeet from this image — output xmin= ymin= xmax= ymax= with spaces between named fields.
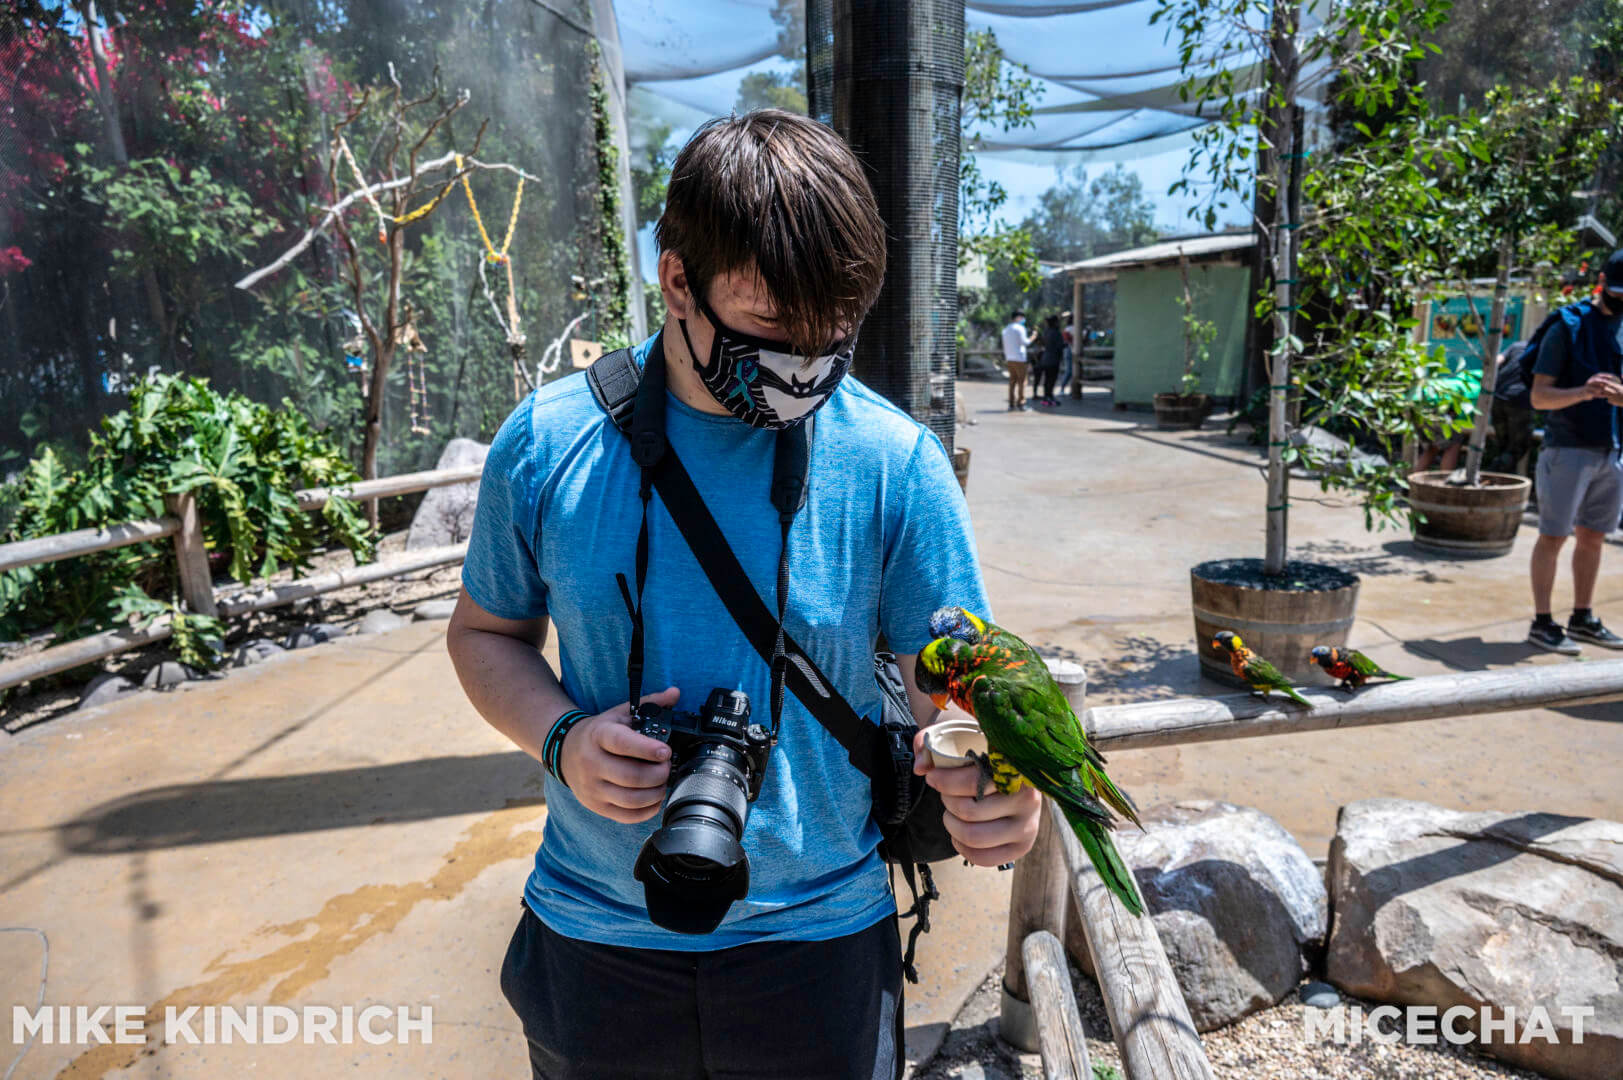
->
xmin=1212 ymin=631 xmax=1312 ymax=706
xmin=1310 ymin=646 xmax=1411 ymax=692
xmin=916 ymin=607 xmax=1146 ymax=917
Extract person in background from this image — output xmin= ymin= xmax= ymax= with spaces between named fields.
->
xmin=1414 ymin=367 xmax=1479 ymax=474
xmin=1488 ymin=340 xmax=1537 ymax=480
xmin=1037 ymin=314 xmax=1064 ymax=407
xmin=1002 ymin=309 xmax=1032 ymax=411
xmin=1059 ymin=312 xmax=1075 ymax=397
xmin=1525 ymin=248 xmax=1623 ymax=654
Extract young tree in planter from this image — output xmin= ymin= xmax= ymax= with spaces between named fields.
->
xmin=1154 ymin=0 xmax=1454 ymax=683
xmin=1153 ymin=0 xmax=1454 ymax=576
xmin=1444 ymin=78 xmax=1620 ymax=487
xmin=1157 ymin=251 xmax=1220 ymax=429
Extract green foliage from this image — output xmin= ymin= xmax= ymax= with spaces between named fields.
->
xmin=0 ymin=374 xmax=376 ymax=665
xmin=78 ymin=154 xmax=276 ymax=283
xmin=588 ymin=40 xmax=634 ymax=343
xmin=735 ymin=69 xmax=808 ymax=114
xmin=1092 ymin=1064 xmax=1124 ymax=1080
xmin=961 ymin=28 xmax=1044 ymax=293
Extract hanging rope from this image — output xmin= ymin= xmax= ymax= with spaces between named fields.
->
xmin=457 ymin=153 xmax=524 ymax=264
xmin=336 ymin=134 xmax=389 ymax=246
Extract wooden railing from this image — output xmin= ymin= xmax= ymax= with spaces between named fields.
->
xmin=0 ymin=465 xmax=482 ymax=692
xmin=1006 ymin=660 xmax=1623 ymax=1080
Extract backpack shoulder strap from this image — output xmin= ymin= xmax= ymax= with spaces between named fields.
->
xmin=585 ymin=348 xmax=640 ymax=433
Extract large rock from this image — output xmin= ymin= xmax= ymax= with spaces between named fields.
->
xmin=1105 ymin=800 xmax=1328 ymax=1031
xmin=1327 ymin=798 xmax=1623 ymax=1080
xmin=79 ymin=672 xmax=137 ymax=709
xmin=405 ymin=438 xmax=487 ymax=550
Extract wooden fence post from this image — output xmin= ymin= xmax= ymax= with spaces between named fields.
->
xmin=164 ymin=492 xmax=217 ymax=618
xmin=1056 ymin=800 xmax=1215 ymax=1079
xmin=1022 ymin=929 xmax=1093 ymax=1080
xmin=1001 ymin=803 xmax=1069 ymax=1051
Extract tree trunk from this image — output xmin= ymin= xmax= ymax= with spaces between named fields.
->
xmin=1262 ymin=3 xmax=1301 ymax=577
xmin=78 ymin=0 xmax=171 ymax=364
xmin=1462 ymin=233 xmax=1513 ymax=486
xmin=359 ymin=230 xmax=404 ymax=527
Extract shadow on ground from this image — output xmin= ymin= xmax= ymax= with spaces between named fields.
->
xmin=1085 ymin=635 xmax=1202 ymax=704
xmin=58 ymin=752 xmax=544 ymax=854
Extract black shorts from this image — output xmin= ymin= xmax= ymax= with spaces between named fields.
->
xmin=499 ymin=902 xmax=905 ymax=1080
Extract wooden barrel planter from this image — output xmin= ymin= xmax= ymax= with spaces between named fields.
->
xmin=953 ymin=446 xmax=971 ymax=492
xmin=1408 ymin=470 xmax=1530 ymax=557
xmin=1153 ymin=392 xmax=1210 ymax=430
xmin=1192 ymin=559 xmax=1360 ymax=687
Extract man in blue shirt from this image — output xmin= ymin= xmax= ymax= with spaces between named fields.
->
xmin=1526 ymin=249 xmax=1623 ymax=654
xmin=445 ymin=110 xmax=1041 ymax=1079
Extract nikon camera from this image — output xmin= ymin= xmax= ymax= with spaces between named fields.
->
xmin=629 ymin=688 xmax=773 ymax=934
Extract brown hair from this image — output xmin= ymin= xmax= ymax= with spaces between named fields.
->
xmin=655 ymin=109 xmax=887 ymax=354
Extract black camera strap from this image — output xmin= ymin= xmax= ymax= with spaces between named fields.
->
xmin=588 ymin=337 xmax=940 ymax=981
xmin=590 ymin=337 xmax=884 ymax=778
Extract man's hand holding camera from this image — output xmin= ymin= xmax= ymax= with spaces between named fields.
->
xmin=912 ymin=727 xmax=1043 ymax=867
xmin=559 ymin=686 xmax=679 ymax=824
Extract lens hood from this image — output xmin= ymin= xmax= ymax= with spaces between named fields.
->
xmin=634 ymin=824 xmax=750 ymax=934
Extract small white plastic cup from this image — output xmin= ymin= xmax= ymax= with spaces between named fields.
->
xmin=922 ymin=717 xmax=988 ymax=769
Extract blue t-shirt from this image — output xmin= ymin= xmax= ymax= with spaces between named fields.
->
xmin=1532 ymin=299 xmax=1623 ymax=449
xmin=461 ymin=332 xmax=992 ymax=949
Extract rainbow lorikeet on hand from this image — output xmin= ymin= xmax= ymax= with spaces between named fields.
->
xmin=917 ymin=607 xmax=1146 ymax=917
xmin=1211 ymin=631 xmax=1312 ymax=707
xmin=1309 ymin=646 xmax=1411 ymax=692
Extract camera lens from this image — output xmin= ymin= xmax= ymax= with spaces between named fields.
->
xmin=633 ymin=746 xmax=754 ymax=934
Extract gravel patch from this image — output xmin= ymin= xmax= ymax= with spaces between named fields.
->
xmin=910 ymin=958 xmax=1549 ymax=1080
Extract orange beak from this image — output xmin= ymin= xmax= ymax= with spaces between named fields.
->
xmin=930 ymin=692 xmax=949 ymax=711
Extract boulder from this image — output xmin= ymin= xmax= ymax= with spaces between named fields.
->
xmin=1105 ymin=800 xmax=1328 ymax=1031
xmin=231 ymin=638 xmax=286 ymax=667
xmin=141 ymin=661 xmax=195 ymax=690
xmin=283 ymin=623 xmax=346 ymax=649
xmin=405 ymin=438 xmax=488 ymax=550
xmin=1327 ymin=798 xmax=1623 ymax=1080
xmin=79 ymin=672 xmax=137 ymax=709
xmin=413 ymin=599 xmax=457 ymax=621
xmin=355 ymin=608 xmax=409 ymax=635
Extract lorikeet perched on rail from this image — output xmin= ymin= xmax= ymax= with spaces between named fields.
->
xmin=1309 ymin=646 xmax=1411 ymax=692
xmin=917 ymin=607 xmax=1146 ymax=917
xmin=1211 ymin=631 xmax=1312 ymax=706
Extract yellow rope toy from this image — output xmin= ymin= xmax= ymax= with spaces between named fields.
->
xmin=455 ymin=153 xmax=524 ymax=264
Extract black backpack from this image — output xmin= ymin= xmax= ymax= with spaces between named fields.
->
xmin=1493 ymin=305 xmax=1582 ymax=410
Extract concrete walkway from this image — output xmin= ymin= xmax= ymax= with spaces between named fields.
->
xmin=2 ymin=378 xmax=1620 ymax=1079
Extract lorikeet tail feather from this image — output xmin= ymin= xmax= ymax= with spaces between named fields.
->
xmin=1083 ymin=759 xmax=1142 ymax=830
xmin=1379 ymin=670 xmax=1411 ymax=681
xmin=1061 ymin=801 xmax=1145 ymax=917
xmin=1281 ymin=684 xmax=1313 ymax=706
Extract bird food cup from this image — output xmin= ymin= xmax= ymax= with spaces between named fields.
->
xmin=922 ymin=717 xmax=988 ymax=770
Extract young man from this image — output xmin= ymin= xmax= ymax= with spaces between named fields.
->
xmin=445 ymin=110 xmax=1041 ymax=1080
xmin=1526 ymin=248 xmax=1623 ymax=654
xmin=1002 ymin=309 xmax=1032 ymax=410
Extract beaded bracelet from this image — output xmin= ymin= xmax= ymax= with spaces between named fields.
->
xmin=542 ymin=709 xmax=590 ymax=786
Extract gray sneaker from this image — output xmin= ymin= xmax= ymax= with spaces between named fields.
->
xmin=1567 ymin=616 xmax=1623 ymax=649
xmin=1528 ymin=622 xmax=1582 ymax=655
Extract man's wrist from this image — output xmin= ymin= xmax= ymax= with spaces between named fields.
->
xmin=542 ymin=708 xmax=591 ymax=786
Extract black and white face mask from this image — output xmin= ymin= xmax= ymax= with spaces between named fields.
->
xmin=677 ymin=290 xmax=857 ymax=430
